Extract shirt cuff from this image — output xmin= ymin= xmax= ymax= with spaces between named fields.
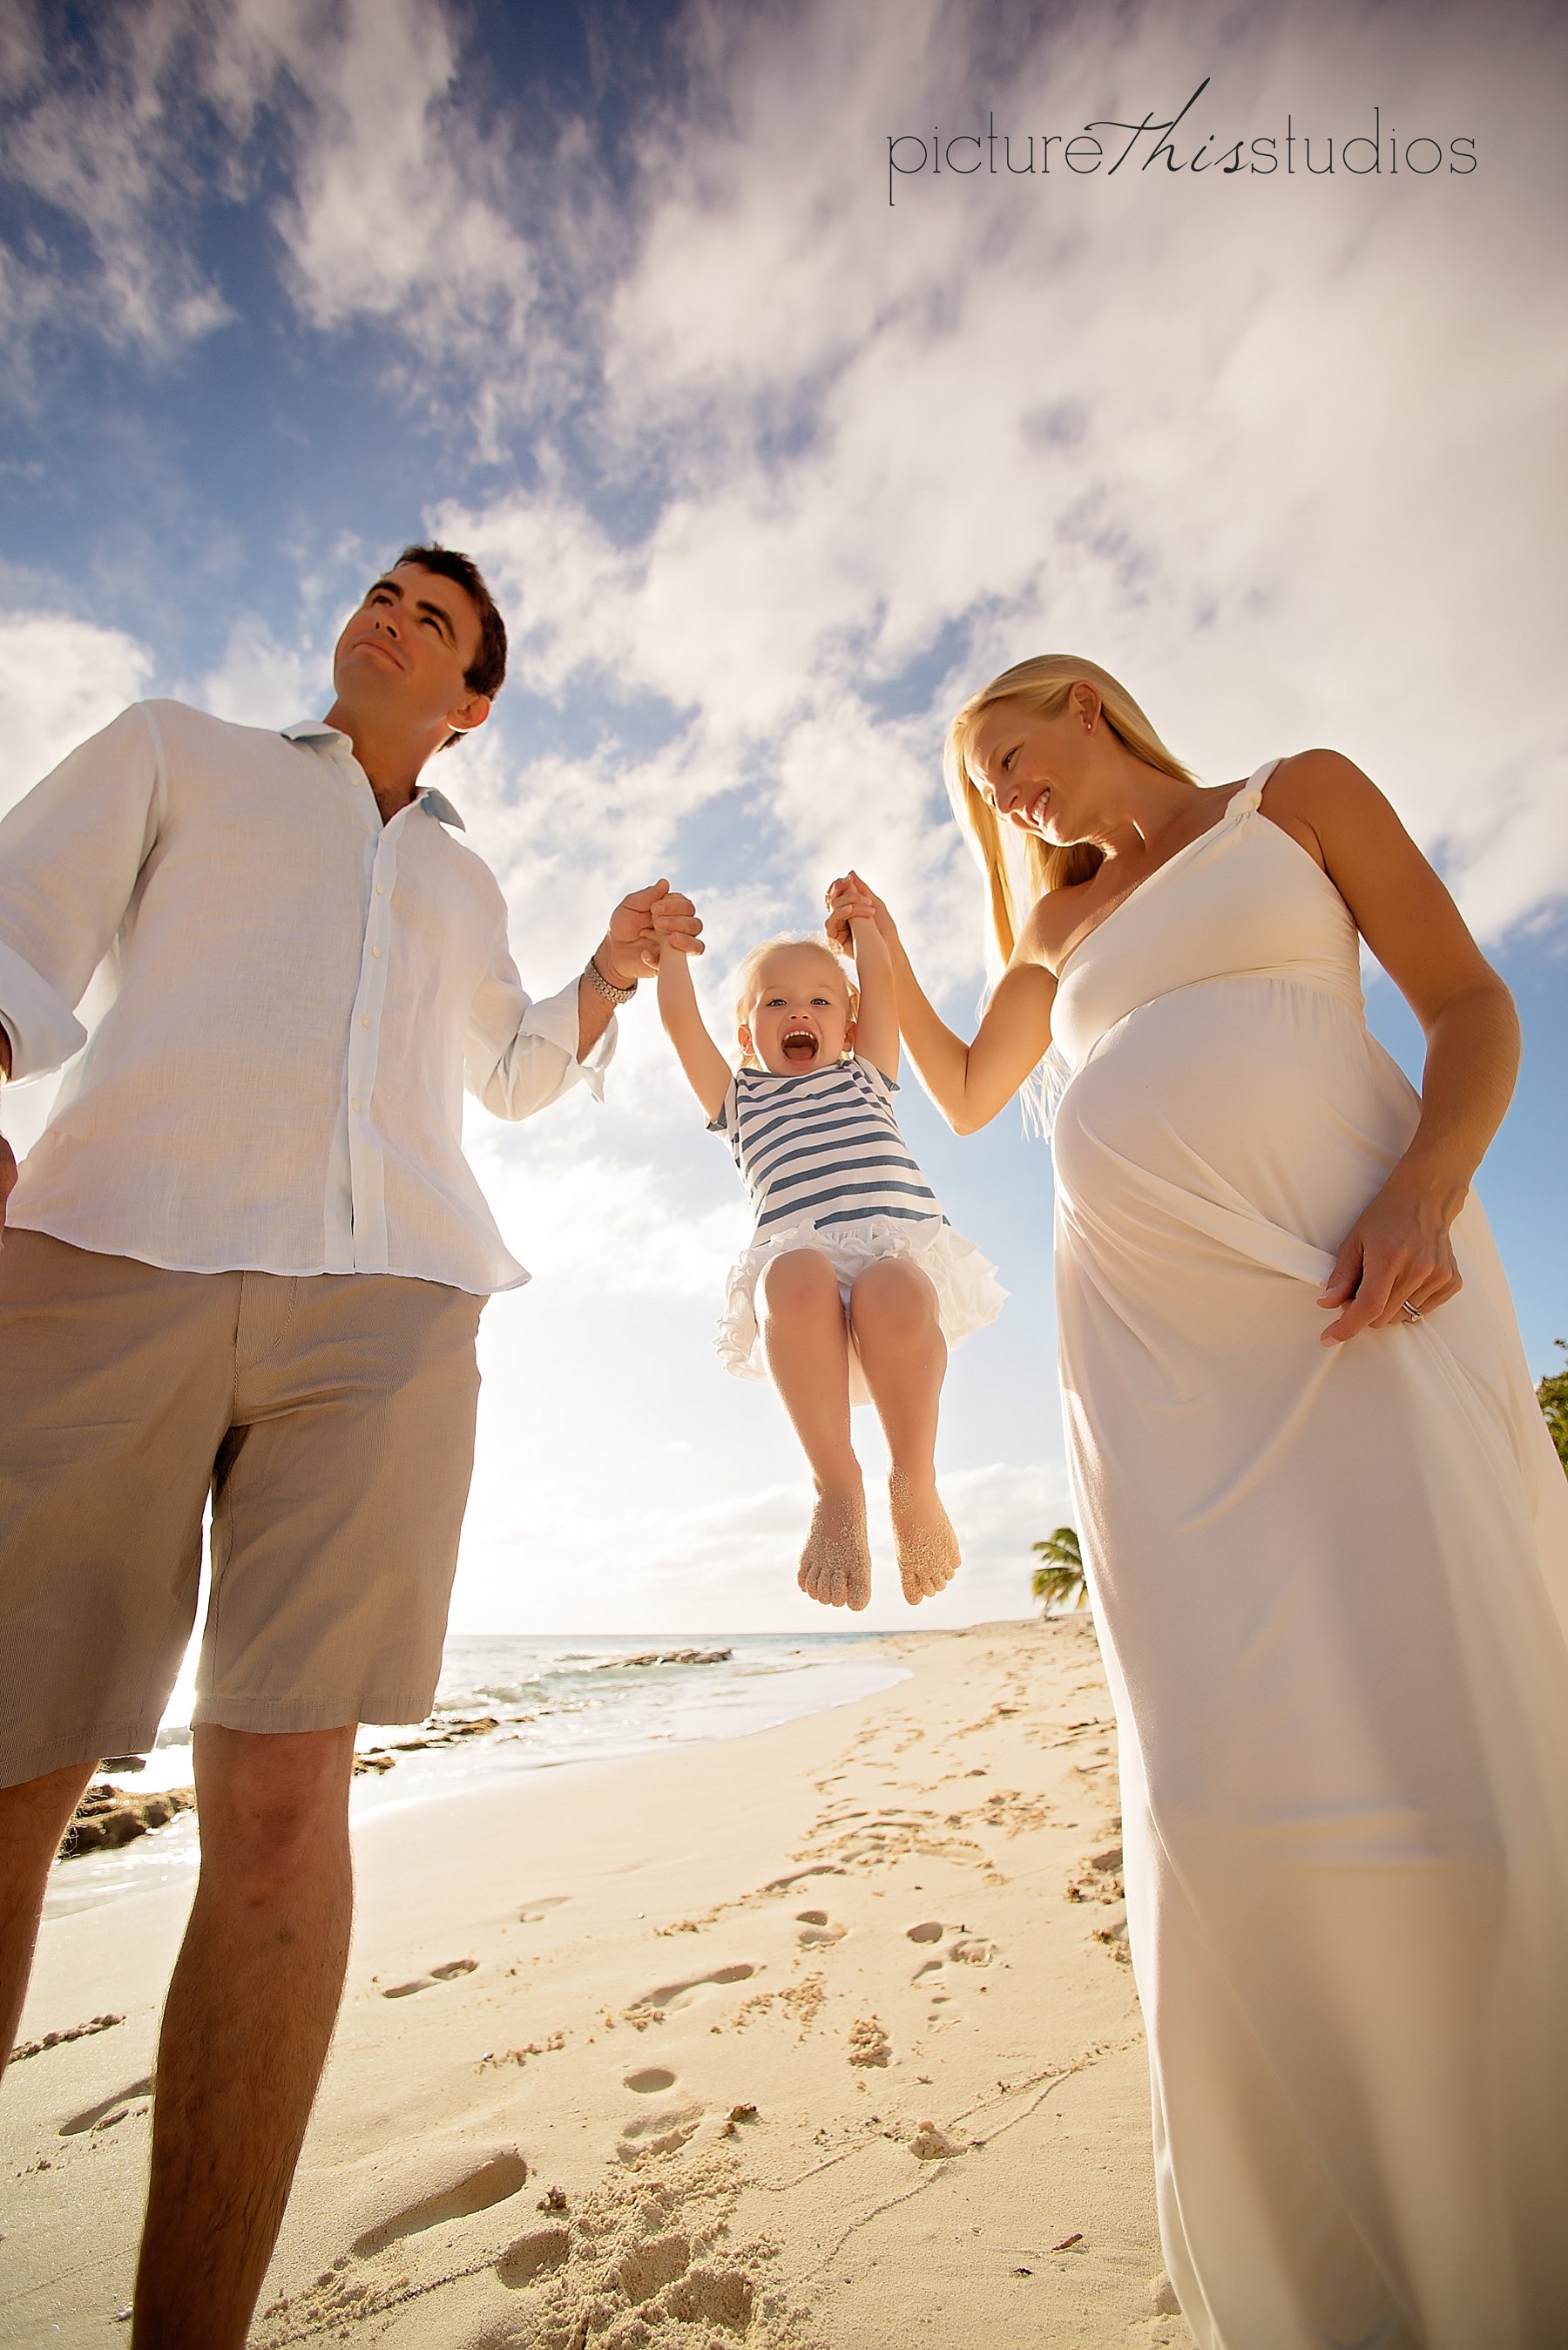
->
xmin=521 ymin=976 xmax=618 ymax=1103
xmin=0 ymin=939 xmax=88 ymax=1082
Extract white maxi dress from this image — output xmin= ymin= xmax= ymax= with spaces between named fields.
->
xmin=1047 ymin=765 xmax=1568 ymax=2350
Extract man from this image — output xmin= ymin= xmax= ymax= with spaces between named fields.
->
xmin=0 ymin=545 xmax=695 ymax=2346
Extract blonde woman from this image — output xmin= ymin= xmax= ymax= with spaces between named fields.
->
xmin=826 ymin=657 xmax=1568 ymax=2350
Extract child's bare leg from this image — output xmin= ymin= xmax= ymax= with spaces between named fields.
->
xmin=758 ymin=1251 xmax=872 ymax=1612
xmin=849 ymin=1260 xmax=960 ymax=1604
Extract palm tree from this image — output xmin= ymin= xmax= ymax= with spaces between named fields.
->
xmin=1538 ymin=1341 xmax=1568 ymax=1477
xmin=1031 ymin=1525 xmax=1086 ymax=1613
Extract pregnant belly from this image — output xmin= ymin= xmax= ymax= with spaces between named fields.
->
xmin=1052 ymin=973 xmax=1418 ymax=1270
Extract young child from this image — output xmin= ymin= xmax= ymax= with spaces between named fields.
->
xmin=653 ymin=895 xmax=1004 ymax=1613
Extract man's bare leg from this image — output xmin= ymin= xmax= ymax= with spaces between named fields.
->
xmin=758 ymin=1250 xmax=872 ymax=1611
xmin=0 ymin=1759 xmax=98 ymax=2068
xmin=849 ymin=1260 xmax=960 ymax=1603
xmin=132 ymin=1723 xmax=356 ymax=2350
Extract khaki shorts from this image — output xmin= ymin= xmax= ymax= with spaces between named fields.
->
xmin=0 ymin=1230 xmax=484 ymax=1787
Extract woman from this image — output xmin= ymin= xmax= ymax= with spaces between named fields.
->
xmin=827 ymin=656 xmax=1568 ymax=2350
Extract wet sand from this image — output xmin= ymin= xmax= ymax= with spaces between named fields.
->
xmin=2 ymin=1617 xmax=1188 ymax=2348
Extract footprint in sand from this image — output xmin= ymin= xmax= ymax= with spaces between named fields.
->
xmin=616 ymin=2098 xmax=706 ymax=2164
xmin=795 ymin=1909 xmax=846 ymax=1948
xmin=948 ymin=1935 xmax=995 ymax=1966
xmin=350 ymin=2149 xmax=529 ymax=2256
xmin=667 ymin=2269 xmax=756 ymax=2328
xmin=380 ymin=1957 xmax=479 ymax=1999
xmin=906 ymin=1920 xmax=943 ymax=1944
xmin=495 ymin=2224 xmax=571 ymax=2287
xmin=517 ymin=1895 xmax=571 ymax=1924
xmin=58 ymin=2077 xmax=154 ymax=2137
xmin=626 ymin=1961 xmax=757 ymax=2018
xmin=762 ymin=1863 xmax=847 ymax=1893
xmin=617 ymin=2232 xmax=693 ymax=2302
xmin=624 ymin=2066 xmax=678 ymax=2094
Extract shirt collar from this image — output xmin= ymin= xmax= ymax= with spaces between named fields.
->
xmin=280 ymin=721 xmax=466 ymax=831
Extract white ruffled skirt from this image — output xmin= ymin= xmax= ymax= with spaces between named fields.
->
xmin=717 ymin=1214 xmax=1006 ymax=1405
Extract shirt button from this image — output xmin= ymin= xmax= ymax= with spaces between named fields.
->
xmin=371 ymin=945 xmax=382 ymax=958
xmin=361 ymin=1015 xmax=371 ymax=1028
xmin=351 ymin=1098 xmax=362 ymax=1112
xmin=375 ymin=884 xmax=386 ymax=897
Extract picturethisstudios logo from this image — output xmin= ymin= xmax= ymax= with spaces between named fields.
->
xmin=887 ymin=80 xmax=1476 ymax=205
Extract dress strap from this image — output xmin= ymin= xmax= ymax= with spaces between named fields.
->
xmin=1231 ymin=757 xmax=1284 ymax=818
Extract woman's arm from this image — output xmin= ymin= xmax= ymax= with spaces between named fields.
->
xmin=1265 ymin=750 xmax=1521 ymax=1344
xmin=827 ymin=874 xmax=1056 ymax=1134
xmin=653 ymin=904 xmax=733 ymax=1122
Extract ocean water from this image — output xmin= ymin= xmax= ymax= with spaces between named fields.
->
xmin=44 ymin=1632 xmax=908 ymax=1921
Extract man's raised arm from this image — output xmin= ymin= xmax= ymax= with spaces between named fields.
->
xmin=464 ymin=881 xmax=701 ymax=1121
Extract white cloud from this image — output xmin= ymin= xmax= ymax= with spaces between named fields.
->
xmin=436 ymin=0 xmax=1568 ymax=947
xmin=270 ymin=0 xmax=542 ymax=380
xmin=0 ymin=613 xmax=155 ymax=817
xmin=0 ymin=0 xmax=233 ymax=379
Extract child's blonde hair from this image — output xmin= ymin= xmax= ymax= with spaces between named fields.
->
xmin=945 ymin=654 xmax=1197 ymax=966
xmin=733 ymin=934 xmax=859 ymax=1067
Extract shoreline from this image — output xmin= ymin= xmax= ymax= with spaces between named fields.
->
xmin=42 ymin=1636 xmax=912 ymax=1926
xmin=3 ymin=1618 xmax=1185 ymax=2349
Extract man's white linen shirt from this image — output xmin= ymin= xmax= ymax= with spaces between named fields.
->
xmin=0 ymin=701 xmax=613 ymax=1293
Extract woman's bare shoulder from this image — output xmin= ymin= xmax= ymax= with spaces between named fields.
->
xmin=1016 ymin=882 xmax=1096 ymax=973
xmin=1255 ymin=748 xmax=1376 ymax=870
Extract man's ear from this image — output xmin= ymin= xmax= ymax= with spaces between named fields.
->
xmin=445 ymin=689 xmax=492 ymax=740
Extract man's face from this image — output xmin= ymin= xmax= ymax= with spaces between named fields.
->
xmin=332 ymin=563 xmax=487 ymax=742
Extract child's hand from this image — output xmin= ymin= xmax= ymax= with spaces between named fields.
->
xmin=824 ymin=871 xmax=897 ymax=957
xmin=602 ymin=881 xmax=700 ymax=979
xmin=650 ymin=888 xmax=706 ymax=962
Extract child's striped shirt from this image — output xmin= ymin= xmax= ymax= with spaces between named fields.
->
xmin=711 ymin=1055 xmax=944 ymax=1238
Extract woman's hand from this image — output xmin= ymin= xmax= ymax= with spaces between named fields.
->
xmin=1316 ymin=1168 xmax=1464 ymax=1344
xmin=825 ymin=870 xmax=898 ymax=957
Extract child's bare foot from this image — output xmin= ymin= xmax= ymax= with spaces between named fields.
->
xmin=889 ymin=1468 xmax=960 ymax=1604
xmin=798 ymin=1486 xmax=873 ymax=1612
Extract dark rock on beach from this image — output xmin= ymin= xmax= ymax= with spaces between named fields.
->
xmin=61 ymin=1781 xmax=195 ymax=1859
xmin=389 ymin=1713 xmax=501 ymax=1751
xmin=603 ymin=1649 xmax=734 ymax=1669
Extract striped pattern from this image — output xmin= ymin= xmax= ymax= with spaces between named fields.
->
xmin=713 ymin=1055 xmax=944 ymax=1238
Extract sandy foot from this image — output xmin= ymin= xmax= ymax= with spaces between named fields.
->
xmin=889 ymin=1468 xmax=961 ymax=1603
xmin=798 ymin=1486 xmax=872 ymax=1611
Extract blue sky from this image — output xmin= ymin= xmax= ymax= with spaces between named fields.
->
xmin=2 ymin=0 xmax=1564 ymax=1633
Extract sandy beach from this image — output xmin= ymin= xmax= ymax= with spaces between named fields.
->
xmin=3 ymin=1617 xmax=1186 ymax=2349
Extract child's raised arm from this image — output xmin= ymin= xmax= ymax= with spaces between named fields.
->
xmin=844 ymin=910 xmax=899 ymax=1081
xmin=654 ymin=901 xmax=733 ymax=1121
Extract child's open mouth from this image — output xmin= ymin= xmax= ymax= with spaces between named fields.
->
xmin=781 ymin=1026 xmax=819 ymax=1066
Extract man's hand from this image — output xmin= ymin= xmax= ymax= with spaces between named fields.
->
xmin=598 ymin=881 xmax=703 ymax=986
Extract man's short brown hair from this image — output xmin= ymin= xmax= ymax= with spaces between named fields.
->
xmin=396 ymin=542 xmax=507 ymax=745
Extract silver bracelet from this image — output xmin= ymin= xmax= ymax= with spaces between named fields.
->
xmin=585 ymin=953 xmax=639 ymax=1007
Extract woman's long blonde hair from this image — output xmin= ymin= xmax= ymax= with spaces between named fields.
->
xmin=945 ymin=655 xmax=1197 ymax=966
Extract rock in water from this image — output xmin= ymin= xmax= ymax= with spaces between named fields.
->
xmin=62 ymin=1783 xmax=195 ymax=1858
